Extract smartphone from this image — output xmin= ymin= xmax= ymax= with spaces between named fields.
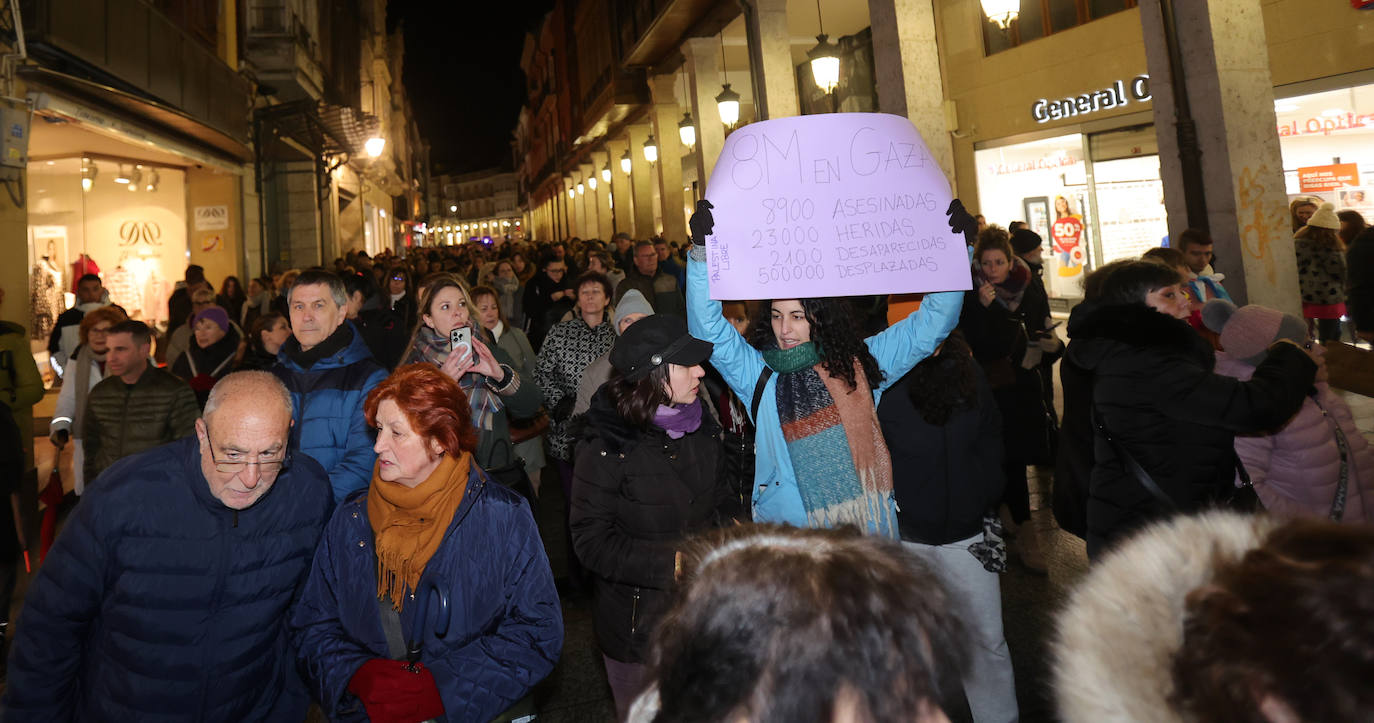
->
xmin=449 ymin=326 xmax=472 ymax=359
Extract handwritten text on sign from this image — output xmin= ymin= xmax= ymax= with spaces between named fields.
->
xmin=703 ymin=113 xmax=971 ymax=300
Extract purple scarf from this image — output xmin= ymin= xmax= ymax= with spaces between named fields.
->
xmin=654 ymin=399 xmax=703 ymax=439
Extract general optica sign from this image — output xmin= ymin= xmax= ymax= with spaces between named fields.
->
xmin=1032 ymin=75 xmax=1152 ymax=124
xmin=702 ymin=113 xmax=972 ymax=300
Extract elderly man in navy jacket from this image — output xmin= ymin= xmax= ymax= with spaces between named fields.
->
xmin=4 ymin=371 xmax=332 ymax=721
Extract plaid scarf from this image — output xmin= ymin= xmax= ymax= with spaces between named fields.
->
xmin=764 ymin=342 xmax=898 ymax=538
xmin=405 ymin=325 xmax=504 ymax=431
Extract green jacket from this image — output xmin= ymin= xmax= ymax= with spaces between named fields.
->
xmin=83 ymin=365 xmax=199 ymax=485
xmin=0 ymin=321 xmax=44 ymax=410
xmin=0 ymin=320 xmax=45 ymax=466
xmin=475 ymin=338 xmax=543 ymax=470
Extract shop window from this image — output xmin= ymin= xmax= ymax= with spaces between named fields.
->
xmin=983 ymin=0 xmax=1137 ymax=55
xmin=1275 ymin=83 xmax=1374 ymax=221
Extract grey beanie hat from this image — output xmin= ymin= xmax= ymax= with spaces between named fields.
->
xmin=612 ymin=289 xmax=655 ymax=334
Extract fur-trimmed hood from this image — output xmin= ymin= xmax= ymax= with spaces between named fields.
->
xmin=1052 ymin=512 xmax=1281 ymax=722
xmin=1065 ymin=301 xmax=1213 ymax=372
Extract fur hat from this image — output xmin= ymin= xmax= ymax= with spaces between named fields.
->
xmin=613 ymin=290 xmax=654 ymax=334
xmin=1305 ymin=202 xmax=1341 ymax=230
xmin=1201 ymin=299 xmax=1306 ymax=365
xmin=1010 ymin=228 xmax=1043 ymax=256
xmin=192 ymin=305 xmax=230 ymax=333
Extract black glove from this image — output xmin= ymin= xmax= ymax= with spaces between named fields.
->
xmin=552 ymin=395 xmax=576 ymax=423
xmin=689 ymin=200 xmax=715 ymax=246
xmin=946 ymin=199 xmax=978 ymax=248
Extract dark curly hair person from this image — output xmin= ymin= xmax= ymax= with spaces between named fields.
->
xmin=685 ymin=199 xmax=973 ymax=536
xmin=625 ymin=525 xmax=969 ymax=723
xmin=877 ymin=330 xmax=1018 ymax=721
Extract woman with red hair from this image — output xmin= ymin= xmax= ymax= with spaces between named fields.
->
xmin=290 ymin=363 xmax=563 ymax=722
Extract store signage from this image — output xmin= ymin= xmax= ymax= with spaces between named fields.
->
xmin=1277 ymin=113 xmax=1374 ymax=137
xmin=194 ymin=205 xmax=229 ymax=231
xmin=703 ymin=113 xmax=971 ymax=299
xmin=1298 ymin=163 xmax=1360 ymax=192
xmin=1032 ymin=75 xmax=1151 ymax=124
xmin=119 ymin=220 xmax=162 ymax=247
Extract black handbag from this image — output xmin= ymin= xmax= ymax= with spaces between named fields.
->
xmin=483 ymin=438 xmax=539 ymax=516
xmin=1095 ymin=411 xmax=1263 ymax=514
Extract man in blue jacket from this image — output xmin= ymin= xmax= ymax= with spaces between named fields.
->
xmin=3 ymin=371 xmax=333 ymax=721
xmin=272 ymin=270 xmax=387 ymax=503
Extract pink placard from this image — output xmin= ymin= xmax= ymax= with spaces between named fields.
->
xmin=703 ymin=113 xmax=972 ymax=300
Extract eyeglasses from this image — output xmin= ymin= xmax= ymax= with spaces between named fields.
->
xmin=390 ymin=275 xmax=406 ymax=282
xmin=205 ymin=434 xmax=291 ymax=475
xmin=89 ymin=327 xmax=112 ymax=336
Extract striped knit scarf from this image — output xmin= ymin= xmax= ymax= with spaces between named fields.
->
xmin=405 ymin=325 xmax=504 ymax=431
xmin=764 ymin=343 xmax=898 ymax=538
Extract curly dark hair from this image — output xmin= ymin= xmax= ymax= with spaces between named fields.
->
xmin=645 ymin=524 xmax=968 ymax=723
xmin=1170 ymin=519 xmax=1374 ymax=722
xmin=905 ymin=331 xmax=978 ymax=426
xmin=746 ymin=298 xmax=882 ymax=391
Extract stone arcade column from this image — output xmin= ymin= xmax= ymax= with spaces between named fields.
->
xmin=1139 ymin=0 xmax=1299 ymax=313
xmin=592 ymin=151 xmax=615 ymax=241
xmin=867 ymin=0 xmax=954 ymax=187
xmin=579 ymin=163 xmax=598 ymax=239
xmin=627 ymin=124 xmax=657 ymax=239
xmin=648 ymin=73 xmax=689 ymax=243
xmin=683 ymin=37 xmax=727 ymax=193
xmin=607 ymin=136 xmax=635 ymax=236
xmin=747 ymin=0 xmax=799 ymax=119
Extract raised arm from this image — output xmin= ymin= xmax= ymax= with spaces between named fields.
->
xmin=865 ymin=289 xmax=964 ymax=397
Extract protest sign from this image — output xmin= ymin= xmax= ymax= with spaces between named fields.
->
xmin=703 ymin=113 xmax=972 ymax=300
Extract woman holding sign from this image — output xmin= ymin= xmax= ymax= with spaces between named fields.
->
xmin=684 ymin=200 xmax=970 ymax=536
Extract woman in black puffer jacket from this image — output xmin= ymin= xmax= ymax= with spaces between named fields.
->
xmin=570 ymin=316 xmax=737 ymax=720
xmin=1064 ymin=261 xmax=1316 ymax=558
xmin=958 ymin=228 xmax=1054 ymax=571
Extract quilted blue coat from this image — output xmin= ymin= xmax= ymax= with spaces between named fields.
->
xmin=2 ymin=436 xmax=333 ymax=721
xmin=271 ymin=322 xmax=388 ymax=503
xmin=290 ymin=466 xmax=563 ymax=721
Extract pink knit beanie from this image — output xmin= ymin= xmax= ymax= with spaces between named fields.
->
xmin=1201 ymin=299 xmax=1306 ymax=365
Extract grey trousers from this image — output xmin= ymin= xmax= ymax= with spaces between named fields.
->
xmin=903 ymin=536 xmax=1019 ymax=723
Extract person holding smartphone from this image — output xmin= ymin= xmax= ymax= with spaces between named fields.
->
xmin=402 ymin=273 xmax=543 ymax=471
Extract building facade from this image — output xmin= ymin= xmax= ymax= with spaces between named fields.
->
xmin=513 ymin=0 xmax=1374 ymax=314
xmin=430 ymin=168 xmax=523 ymax=245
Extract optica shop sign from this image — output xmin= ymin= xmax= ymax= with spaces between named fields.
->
xmin=1277 ymin=113 xmax=1374 ymax=137
xmin=1032 ymin=75 xmax=1151 ymax=124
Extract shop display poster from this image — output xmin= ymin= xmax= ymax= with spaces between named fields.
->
xmin=703 ymin=113 xmax=972 ymax=300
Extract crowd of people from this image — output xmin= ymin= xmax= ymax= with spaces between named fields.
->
xmin=0 ymin=196 xmax=1369 ymax=722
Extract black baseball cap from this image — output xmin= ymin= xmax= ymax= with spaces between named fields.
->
xmin=610 ymin=315 xmax=713 ymax=380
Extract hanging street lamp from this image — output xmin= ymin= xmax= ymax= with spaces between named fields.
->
xmin=643 ymin=135 xmax=658 ymax=163
xmin=980 ymin=0 xmax=1019 ymax=30
xmin=678 ymin=112 xmax=696 ymax=149
xmin=620 ymin=149 xmax=633 ymax=174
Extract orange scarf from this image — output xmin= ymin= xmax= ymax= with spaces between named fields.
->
xmin=368 ymin=451 xmax=471 ymax=610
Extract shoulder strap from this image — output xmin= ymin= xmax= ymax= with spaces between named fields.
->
xmin=1093 ymin=408 xmax=1176 ymax=509
xmin=376 ymin=596 xmax=407 ymax=660
xmin=750 ymin=367 xmax=774 ymax=423
xmin=369 ymin=524 xmax=408 ymax=660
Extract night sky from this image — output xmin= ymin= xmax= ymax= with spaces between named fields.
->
xmin=388 ymin=0 xmax=555 ymax=175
